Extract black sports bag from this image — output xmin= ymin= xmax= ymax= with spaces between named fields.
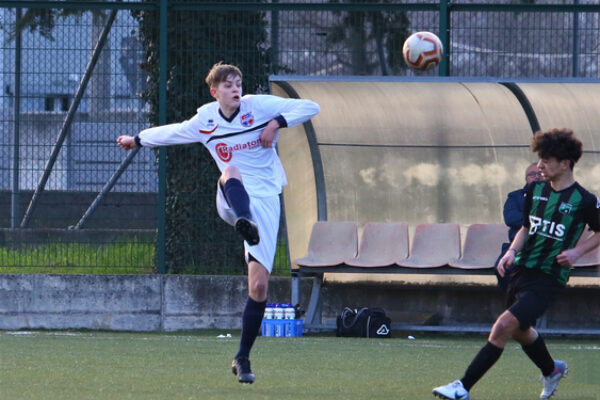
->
xmin=336 ymin=307 xmax=391 ymax=338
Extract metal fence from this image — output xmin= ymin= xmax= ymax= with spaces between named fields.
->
xmin=0 ymin=1 xmax=598 ymax=275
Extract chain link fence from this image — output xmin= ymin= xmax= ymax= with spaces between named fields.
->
xmin=0 ymin=0 xmax=598 ymax=275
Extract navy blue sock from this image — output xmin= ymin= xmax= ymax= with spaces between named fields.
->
xmin=223 ymin=178 xmax=251 ymax=219
xmin=236 ymin=297 xmax=267 ymax=359
xmin=461 ymin=341 xmax=504 ymax=391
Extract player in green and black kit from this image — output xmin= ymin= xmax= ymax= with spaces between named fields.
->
xmin=433 ymin=128 xmax=600 ymax=400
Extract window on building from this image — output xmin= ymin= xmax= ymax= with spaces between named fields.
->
xmin=44 ymin=96 xmax=54 ymax=111
xmin=44 ymin=95 xmax=70 ymax=111
xmin=61 ymin=96 xmax=69 ymax=111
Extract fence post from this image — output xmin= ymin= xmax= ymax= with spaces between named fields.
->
xmin=439 ymin=0 xmax=450 ymax=77
xmin=11 ymin=8 xmax=22 ymax=228
xmin=157 ymin=0 xmax=168 ymax=274
xmin=271 ymin=0 xmax=279 ymax=74
xmin=572 ymin=0 xmax=579 ymax=78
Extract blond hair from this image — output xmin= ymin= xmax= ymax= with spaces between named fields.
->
xmin=205 ymin=62 xmax=242 ymax=88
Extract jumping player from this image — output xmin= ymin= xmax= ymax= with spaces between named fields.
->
xmin=433 ymin=128 xmax=600 ymax=400
xmin=117 ymin=62 xmax=320 ymax=384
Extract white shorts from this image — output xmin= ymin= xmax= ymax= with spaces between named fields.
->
xmin=216 ymin=181 xmax=280 ymax=273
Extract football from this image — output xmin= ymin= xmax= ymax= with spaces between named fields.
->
xmin=402 ymin=31 xmax=443 ymax=71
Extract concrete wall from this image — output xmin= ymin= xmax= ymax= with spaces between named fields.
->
xmin=1 ymin=274 xmax=599 ymax=333
xmin=0 ymin=275 xmax=305 ymax=332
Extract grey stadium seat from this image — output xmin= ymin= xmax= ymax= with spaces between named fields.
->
xmin=449 ymin=223 xmax=508 ymax=270
xmin=294 ymin=221 xmax=358 ymax=267
xmin=397 ymin=223 xmax=461 ymax=268
xmin=345 ymin=222 xmax=409 ymax=267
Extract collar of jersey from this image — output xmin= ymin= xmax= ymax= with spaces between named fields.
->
xmin=219 ymin=106 xmax=240 ymax=123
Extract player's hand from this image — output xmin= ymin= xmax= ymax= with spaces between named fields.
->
xmin=556 ymin=248 xmax=581 ymax=267
xmin=259 ymin=119 xmax=280 ymax=148
xmin=117 ymin=135 xmax=136 ymax=150
xmin=497 ymin=250 xmax=515 ymax=277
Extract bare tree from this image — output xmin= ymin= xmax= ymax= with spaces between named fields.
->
xmin=325 ymin=0 xmax=411 ymax=75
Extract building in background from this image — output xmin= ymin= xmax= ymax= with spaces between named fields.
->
xmin=0 ymin=8 xmax=156 ymax=193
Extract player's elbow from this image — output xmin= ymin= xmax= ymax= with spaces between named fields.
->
xmin=301 ymin=100 xmax=320 ymax=117
xmin=310 ymin=101 xmax=321 ymax=116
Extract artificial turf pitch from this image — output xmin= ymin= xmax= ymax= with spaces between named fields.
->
xmin=0 ymin=330 xmax=598 ymax=400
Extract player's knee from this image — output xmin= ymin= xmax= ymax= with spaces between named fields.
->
xmin=489 ymin=325 xmax=509 ymax=343
xmin=221 ymin=165 xmax=242 ymax=182
xmin=249 ymin=281 xmax=268 ymax=301
xmin=491 ymin=314 xmax=519 ymax=338
xmin=248 ymin=275 xmax=268 ymax=298
xmin=255 ymin=280 xmax=268 ymax=295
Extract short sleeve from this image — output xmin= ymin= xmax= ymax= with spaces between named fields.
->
xmin=583 ymin=193 xmax=600 ymax=232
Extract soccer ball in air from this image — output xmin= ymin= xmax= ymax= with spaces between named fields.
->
xmin=402 ymin=31 xmax=443 ymax=71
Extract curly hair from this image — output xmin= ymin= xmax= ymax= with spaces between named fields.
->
xmin=205 ymin=62 xmax=242 ymax=89
xmin=530 ymin=128 xmax=582 ymax=170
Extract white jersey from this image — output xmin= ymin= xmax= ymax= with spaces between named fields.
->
xmin=137 ymin=94 xmax=320 ymax=197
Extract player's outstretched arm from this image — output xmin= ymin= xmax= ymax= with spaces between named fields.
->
xmin=253 ymin=95 xmax=320 ymax=128
xmin=254 ymin=96 xmax=320 ymax=148
xmin=117 ymin=135 xmax=137 ymax=151
xmin=119 ymin=112 xmax=207 ymax=150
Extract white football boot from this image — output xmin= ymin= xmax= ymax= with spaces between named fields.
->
xmin=540 ymin=360 xmax=568 ymax=399
xmin=432 ymin=380 xmax=470 ymax=400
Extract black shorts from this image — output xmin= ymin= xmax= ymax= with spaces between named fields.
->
xmin=506 ymin=265 xmax=564 ymax=331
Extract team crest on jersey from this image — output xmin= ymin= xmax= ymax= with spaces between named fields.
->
xmin=214 ymin=140 xmax=261 ymax=163
xmin=215 ymin=143 xmax=232 ymax=162
xmin=240 ymin=112 xmax=254 ymax=127
xmin=558 ymin=202 xmax=573 ymax=215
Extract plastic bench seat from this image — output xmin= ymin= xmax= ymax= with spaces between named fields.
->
xmin=294 ymin=221 xmax=358 ymax=267
xmin=449 ymin=223 xmax=507 ymax=270
xmin=345 ymin=222 xmax=409 ymax=267
xmin=396 ymin=223 xmax=461 ymax=268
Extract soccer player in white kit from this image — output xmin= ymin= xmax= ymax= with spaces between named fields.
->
xmin=117 ymin=62 xmax=320 ymax=384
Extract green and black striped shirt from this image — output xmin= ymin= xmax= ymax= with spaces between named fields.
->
xmin=514 ymin=181 xmax=600 ymax=285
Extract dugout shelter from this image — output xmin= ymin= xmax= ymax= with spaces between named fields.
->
xmin=273 ymin=77 xmax=600 ymax=271
xmin=272 ymin=77 xmax=600 ymax=332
